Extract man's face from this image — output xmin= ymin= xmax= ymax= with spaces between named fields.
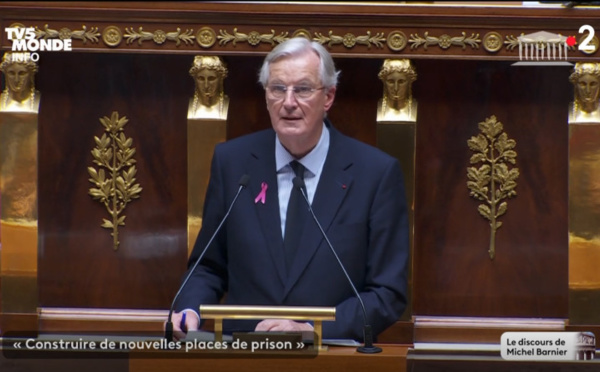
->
xmin=194 ymin=68 xmax=220 ymax=106
xmin=5 ymin=63 xmax=31 ymax=96
xmin=384 ymin=71 xmax=409 ymax=103
xmin=576 ymin=73 xmax=600 ymax=110
xmin=265 ymin=50 xmax=335 ymax=153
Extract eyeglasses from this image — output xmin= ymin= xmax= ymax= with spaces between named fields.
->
xmin=266 ymin=84 xmax=325 ymax=100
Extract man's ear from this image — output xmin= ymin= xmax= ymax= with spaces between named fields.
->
xmin=324 ymin=86 xmax=336 ymax=111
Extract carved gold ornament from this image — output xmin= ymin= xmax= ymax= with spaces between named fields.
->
xmin=314 ymin=31 xmax=385 ymax=49
xmin=467 ymin=115 xmax=519 ymax=260
xmin=387 ymin=31 xmax=408 ymax=52
xmin=196 ymin=27 xmax=216 ymax=48
xmin=216 ymin=28 xmax=386 ymax=49
xmin=218 ymin=28 xmax=289 ymax=46
xmin=409 ymin=32 xmax=480 ymax=50
xmin=124 ymin=27 xmax=195 ymax=46
xmin=483 ymin=32 xmax=503 ymax=53
xmin=34 ymin=24 xmax=100 ymax=44
xmin=292 ymin=29 xmax=312 ymax=40
xmin=88 ymin=112 xmax=142 ymax=251
xmin=102 ymin=26 xmax=123 ymax=47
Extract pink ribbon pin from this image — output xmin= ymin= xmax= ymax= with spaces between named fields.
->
xmin=254 ymin=182 xmax=268 ymax=204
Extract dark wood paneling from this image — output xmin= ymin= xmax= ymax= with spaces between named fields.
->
xmin=413 ymin=60 xmax=570 ymax=318
xmin=38 ymin=53 xmax=190 ymax=309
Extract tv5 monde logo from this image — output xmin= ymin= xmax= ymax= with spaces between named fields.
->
xmin=513 ymin=24 xmax=597 ymax=66
xmin=4 ymin=26 xmax=72 ymax=62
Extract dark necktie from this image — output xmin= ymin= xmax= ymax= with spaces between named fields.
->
xmin=283 ymin=161 xmax=307 ymax=272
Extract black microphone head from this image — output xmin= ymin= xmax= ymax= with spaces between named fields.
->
xmin=292 ymin=176 xmax=305 ymax=190
xmin=239 ymin=174 xmax=250 ymax=187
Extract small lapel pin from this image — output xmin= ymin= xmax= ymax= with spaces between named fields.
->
xmin=254 ymin=182 xmax=268 ymax=204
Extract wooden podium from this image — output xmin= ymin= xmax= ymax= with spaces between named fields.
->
xmin=129 ymin=344 xmax=410 ymax=372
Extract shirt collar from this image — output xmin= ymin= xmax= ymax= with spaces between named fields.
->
xmin=275 ymin=123 xmax=329 ymax=176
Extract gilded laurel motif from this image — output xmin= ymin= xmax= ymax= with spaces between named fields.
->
xmin=467 ymin=115 xmax=519 ymax=260
xmin=218 ymin=28 xmax=289 ymax=46
xmin=409 ymin=32 xmax=480 ymax=50
xmin=88 ymin=112 xmax=142 ymax=251
xmin=34 ymin=24 xmax=100 ymax=44
xmin=313 ymin=30 xmax=386 ymax=49
xmin=124 ymin=27 xmax=195 ymax=46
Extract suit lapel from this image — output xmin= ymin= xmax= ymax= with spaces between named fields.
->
xmin=283 ymin=127 xmax=353 ymax=296
xmin=246 ymin=132 xmax=287 ymax=288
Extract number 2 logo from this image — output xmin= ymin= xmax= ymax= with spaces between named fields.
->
xmin=579 ymin=25 xmax=596 ymax=52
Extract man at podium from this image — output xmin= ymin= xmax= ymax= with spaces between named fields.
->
xmin=170 ymin=37 xmax=409 ymax=342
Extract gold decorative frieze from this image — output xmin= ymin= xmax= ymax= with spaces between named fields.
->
xmin=8 ymin=21 xmax=600 ymax=57
xmin=292 ymin=29 xmax=312 ymax=40
xmin=34 ymin=24 xmax=100 ymax=44
xmin=88 ymin=112 xmax=142 ymax=251
xmin=196 ymin=27 xmax=216 ymax=48
xmin=124 ymin=27 xmax=195 ymax=46
xmin=409 ymin=32 xmax=480 ymax=50
xmin=216 ymin=28 xmax=386 ymax=49
xmin=467 ymin=115 xmax=519 ymax=260
xmin=387 ymin=31 xmax=408 ymax=52
xmin=218 ymin=28 xmax=289 ymax=46
xmin=102 ymin=26 xmax=123 ymax=47
xmin=504 ymin=35 xmax=520 ymax=51
xmin=483 ymin=32 xmax=503 ymax=53
xmin=314 ymin=31 xmax=386 ymax=49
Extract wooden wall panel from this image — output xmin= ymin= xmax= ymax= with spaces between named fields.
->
xmin=38 ymin=53 xmax=190 ymax=309
xmin=412 ymin=60 xmax=570 ymax=318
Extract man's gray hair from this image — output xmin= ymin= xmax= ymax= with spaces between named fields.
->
xmin=258 ymin=37 xmax=340 ymax=89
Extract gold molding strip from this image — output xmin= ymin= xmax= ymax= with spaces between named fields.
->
xmin=10 ymin=22 xmax=598 ymax=55
xmin=313 ymin=31 xmax=386 ymax=49
xmin=409 ymin=32 xmax=480 ymax=50
xmin=467 ymin=115 xmax=519 ymax=260
xmin=40 ymin=307 xmax=168 ymax=322
xmin=88 ymin=111 xmax=142 ymax=251
xmin=34 ymin=24 xmax=100 ymax=44
xmin=218 ymin=28 xmax=289 ymax=46
xmin=124 ymin=27 xmax=195 ymax=46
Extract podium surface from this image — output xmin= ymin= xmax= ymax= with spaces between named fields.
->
xmin=129 ymin=344 xmax=409 ymax=372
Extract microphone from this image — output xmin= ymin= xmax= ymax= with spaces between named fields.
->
xmin=293 ymin=177 xmax=382 ymax=354
xmin=165 ymin=174 xmax=250 ymax=342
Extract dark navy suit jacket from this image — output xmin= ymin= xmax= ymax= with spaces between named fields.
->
xmin=177 ymin=121 xmax=409 ymax=341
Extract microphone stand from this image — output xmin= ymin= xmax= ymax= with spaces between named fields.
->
xmin=165 ymin=175 xmax=250 ymax=342
xmin=294 ymin=177 xmax=382 ymax=354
